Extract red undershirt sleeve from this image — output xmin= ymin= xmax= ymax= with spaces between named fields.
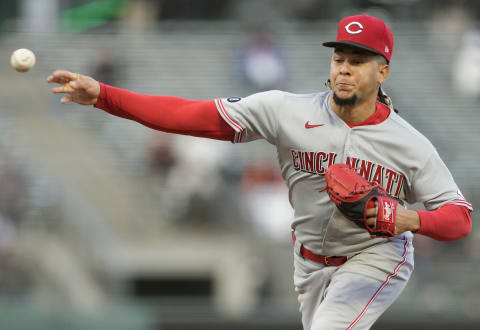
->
xmin=416 ymin=204 xmax=472 ymax=241
xmin=94 ymin=83 xmax=235 ymax=141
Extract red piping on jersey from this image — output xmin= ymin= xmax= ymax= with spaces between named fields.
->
xmin=416 ymin=204 xmax=472 ymax=241
xmin=94 ymin=83 xmax=235 ymax=141
xmin=447 ymin=199 xmax=473 ymax=210
xmin=346 ymin=102 xmax=390 ymax=128
xmin=215 ymin=98 xmax=244 ymax=143
xmin=346 ymin=239 xmax=409 ymax=330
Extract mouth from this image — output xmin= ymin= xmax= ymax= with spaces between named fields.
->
xmin=335 ymin=81 xmax=355 ymax=92
xmin=336 ymin=81 xmax=354 ymax=87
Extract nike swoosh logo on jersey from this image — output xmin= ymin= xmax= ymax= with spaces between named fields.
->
xmin=305 ymin=121 xmax=325 ymax=129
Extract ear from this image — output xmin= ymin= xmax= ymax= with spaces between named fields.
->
xmin=378 ymin=64 xmax=390 ymax=84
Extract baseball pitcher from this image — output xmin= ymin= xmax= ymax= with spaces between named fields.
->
xmin=48 ymin=15 xmax=472 ymax=330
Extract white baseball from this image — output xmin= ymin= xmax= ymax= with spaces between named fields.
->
xmin=10 ymin=48 xmax=36 ymax=72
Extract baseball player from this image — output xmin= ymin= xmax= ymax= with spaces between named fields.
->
xmin=48 ymin=15 xmax=472 ymax=329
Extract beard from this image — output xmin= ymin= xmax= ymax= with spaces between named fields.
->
xmin=332 ymin=92 xmax=357 ymax=107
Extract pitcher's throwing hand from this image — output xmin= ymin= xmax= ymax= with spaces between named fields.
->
xmin=48 ymin=70 xmax=100 ymax=105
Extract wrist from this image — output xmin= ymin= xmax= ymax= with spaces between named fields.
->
xmin=410 ymin=210 xmax=421 ymax=232
xmin=393 ymin=204 xmax=420 ymax=234
xmin=94 ymin=82 xmax=107 ymax=108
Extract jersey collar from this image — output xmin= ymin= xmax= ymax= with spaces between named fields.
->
xmin=345 ymin=101 xmax=390 ymax=128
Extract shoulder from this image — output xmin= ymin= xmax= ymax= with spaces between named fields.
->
xmin=386 ymin=112 xmax=439 ymax=155
xmin=234 ymin=90 xmax=328 ymax=110
xmin=278 ymin=90 xmax=329 ymax=104
xmin=245 ymin=89 xmax=326 ymax=102
xmin=388 ymin=112 xmax=431 ymax=143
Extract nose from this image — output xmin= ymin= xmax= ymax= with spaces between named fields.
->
xmin=339 ymin=61 xmax=351 ymax=75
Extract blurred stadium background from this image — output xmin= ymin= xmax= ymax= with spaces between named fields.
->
xmin=0 ymin=0 xmax=479 ymax=329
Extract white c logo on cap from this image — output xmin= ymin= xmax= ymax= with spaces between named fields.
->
xmin=345 ymin=22 xmax=363 ymax=34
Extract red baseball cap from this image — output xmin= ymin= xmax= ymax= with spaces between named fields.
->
xmin=323 ymin=15 xmax=394 ymax=63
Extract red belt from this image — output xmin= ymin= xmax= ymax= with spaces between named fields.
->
xmin=292 ymin=232 xmax=347 ymax=267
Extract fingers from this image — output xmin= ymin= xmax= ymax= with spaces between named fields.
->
xmin=365 ymin=205 xmax=377 ymax=228
xmin=51 ymin=75 xmax=84 ymax=99
xmin=61 ymin=96 xmax=72 ymax=104
xmin=49 ymin=70 xmax=79 ymax=97
xmin=365 ymin=200 xmax=378 ymax=228
xmin=47 ymin=70 xmax=79 ymax=84
xmin=365 ymin=217 xmax=376 ymax=227
xmin=365 ymin=208 xmax=376 ymax=217
xmin=52 ymin=83 xmax=75 ymax=94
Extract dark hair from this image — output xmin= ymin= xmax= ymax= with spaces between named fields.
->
xmin=377 ymin=87 xmax=398 ymax=113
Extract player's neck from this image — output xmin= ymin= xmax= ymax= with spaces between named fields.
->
xmin=330 ymin=95 xmax=376 ymax=124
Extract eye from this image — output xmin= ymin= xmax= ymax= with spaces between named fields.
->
xmin=350 ymin=59 xmax=364 ymax=65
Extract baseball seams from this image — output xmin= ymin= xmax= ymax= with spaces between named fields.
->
xmin=346 ymin=238 xmax=409 ymax=329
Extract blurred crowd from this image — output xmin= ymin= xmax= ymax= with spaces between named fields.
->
xmin=0 ymin=162 xmax=33 ymax=301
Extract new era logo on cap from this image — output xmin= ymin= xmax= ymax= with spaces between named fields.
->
xmin=323 ymin=15 xmax=394 ymax=62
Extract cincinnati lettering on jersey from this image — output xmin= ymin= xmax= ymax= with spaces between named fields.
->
xmin=290 ymin=150 xmax=405 ymax=198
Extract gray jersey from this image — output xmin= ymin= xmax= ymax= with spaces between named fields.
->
xmin=215 ymin=90 xmax=472 ymax=256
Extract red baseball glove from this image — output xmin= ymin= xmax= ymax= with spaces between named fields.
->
xmin=322 ymin=163 xmax=398 ymax=238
